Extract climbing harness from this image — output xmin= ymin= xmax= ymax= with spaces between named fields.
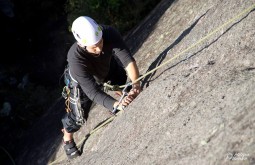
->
xmin=62 ymin=67 xmax=85 ymax=125
xmin=50 ymin=3 xmax=255 ymax=164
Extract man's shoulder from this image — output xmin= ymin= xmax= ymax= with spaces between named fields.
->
xmin=68 ymin=42 xmax=78 ymax=53
xmin=101 ymin=24 xmax=117 ymax=32
xmin=101 ymin=25 xmax=121 ymax=42
xmin=102 ymin=25 xmax=121 ymax=34
xmin=67 ymin=42 xmax=87 ymax=61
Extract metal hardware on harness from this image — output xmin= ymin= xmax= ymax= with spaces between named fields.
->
xmin=62 ymin=67 xmax=85 ymax=126
xmin=103 ymin=81 xmax=120 ymax=92
xmin=62 ymin=86 xmax=70 ymax=99
xmin=111 ymin=83 xmax=132 ymax=114
xmin=71 ymin=86 xmax=85 ymax=125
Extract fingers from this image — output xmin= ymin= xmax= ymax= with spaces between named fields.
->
xmin=121 ymin=95 xmax=134 ymax=106
xmin=128 ymin=89 xmax=139 ymax=98
xmin=114 ymin=90 xmax=123 ymax=97
xmin=120 ymin=84 xmax=142 ymax=107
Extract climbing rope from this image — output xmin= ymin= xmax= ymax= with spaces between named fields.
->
xmin=104 ymin=3 xmax=255 ymax=90
xmin=49 ymin=3 xmax=255 ymax=164
xmin=48 ymin=110 xmax=123 ymax=165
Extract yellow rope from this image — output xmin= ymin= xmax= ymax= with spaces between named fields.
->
xmin=48 ymin=3 xmax=255 ymax=165
xmin=48 ymin=110 xmax=123 ymax=165
xmin=112 ymin=3 xmax=255 ymax=89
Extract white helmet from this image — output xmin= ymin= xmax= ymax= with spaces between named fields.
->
xmin=71 ymin=16 xmax=102 ymax=47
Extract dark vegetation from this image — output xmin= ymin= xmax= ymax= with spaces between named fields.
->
xmin=0 ymin=0 xmax=161 ymax=164
xmin=65 ymin=0 xmax=160 ymax=33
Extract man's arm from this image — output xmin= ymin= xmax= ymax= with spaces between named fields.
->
xmin=70 ymin=65 xmax=117 ymax=110
xmin=113 ymin=61 xmax=141 ymax=109
xmin=125 ymin=61 xmax=140 ymax=85
xmin=109 ymin=26 xmax=141 ymax=109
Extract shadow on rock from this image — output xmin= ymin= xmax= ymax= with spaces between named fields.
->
xmin=142 ymin=8 xmax=255 ymax=88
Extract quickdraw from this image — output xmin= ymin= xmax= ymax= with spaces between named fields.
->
xmin=111 ymin=83 xmax=132 ymax=114
xmin=62 ymin=67 xmax=85 ymax=126
xmin=49 ymin=4 xmax=255 ymax=164
xmin=103 ymin=81 xmax=120 ymax=92
xmin=62 ymin=86 xmax=71 ymax=113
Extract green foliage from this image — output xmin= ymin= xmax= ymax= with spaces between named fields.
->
xmin=65 ymin=0 xmax=161 ymax=34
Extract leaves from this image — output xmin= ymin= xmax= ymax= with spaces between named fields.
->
xmin=65 ymin=0 xmax=160 ymax=34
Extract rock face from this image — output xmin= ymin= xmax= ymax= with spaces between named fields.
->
xmin=16 ymin=0 xmax=255 ymax=164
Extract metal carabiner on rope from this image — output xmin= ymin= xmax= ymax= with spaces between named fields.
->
xmin=103 ymin=81 xmax=121 ymax=92
xmin=111 ymin=82 xmax=132 ymax=114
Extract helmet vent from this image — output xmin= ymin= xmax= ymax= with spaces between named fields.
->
xmin=76 ymin=33 xmax=81 ymax=39
xmin=73 ymin=31 xmax=81 ymax=39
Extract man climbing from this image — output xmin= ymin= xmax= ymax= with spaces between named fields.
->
xmin=61 ymin=16 xmax=141 ymax=159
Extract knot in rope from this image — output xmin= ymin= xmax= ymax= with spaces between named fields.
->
xmin=103 ymin=81 xmax=120 ymax=92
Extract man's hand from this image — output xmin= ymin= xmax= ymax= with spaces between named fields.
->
xmin=122 ymin=83 xmax=141 ymax=106
xmin=129 ymin=83 xmax=141 ymax=98
xmin=113 ymin=83 xmax=141 ymax=111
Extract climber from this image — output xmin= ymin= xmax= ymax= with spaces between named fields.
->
xmin=61 ymin=16 xmax=141 ymax=159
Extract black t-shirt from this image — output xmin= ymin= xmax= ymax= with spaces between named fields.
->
xmin=67 ymin=25 xmax=135 ymax=110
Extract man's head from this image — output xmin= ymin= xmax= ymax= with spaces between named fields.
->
xmin=71 ymin=16 xmax=103 ymax=55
